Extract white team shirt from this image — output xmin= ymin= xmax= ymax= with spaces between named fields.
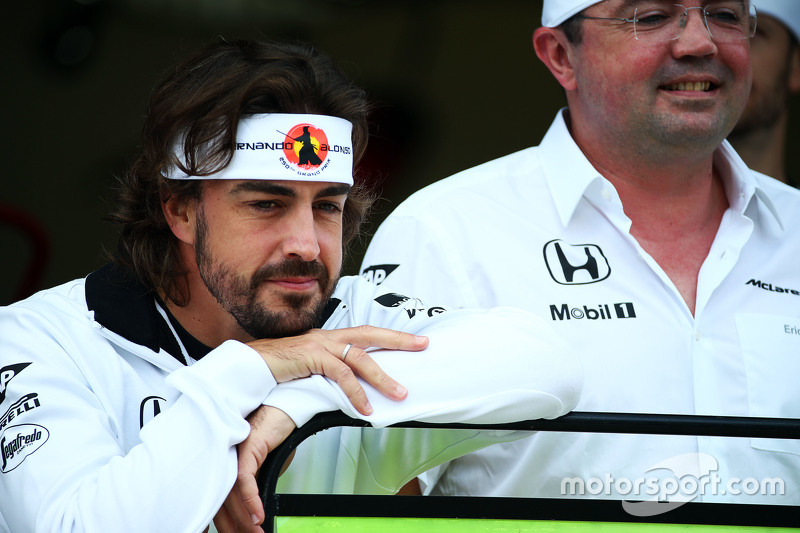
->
xmin=0 ymin=266 xmax=580 ymax=532
xmin=361 ymin=109 xmax=800 ymax=505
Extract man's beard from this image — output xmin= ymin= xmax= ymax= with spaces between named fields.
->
xmin=194 ymin=210 xmax=339 ymax=339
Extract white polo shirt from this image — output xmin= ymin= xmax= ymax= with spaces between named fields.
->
xmin=360 ymin=109 xmax=800 ymax=505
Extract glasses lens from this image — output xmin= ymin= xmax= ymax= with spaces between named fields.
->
xmin=633 ymin=3 xmax=682 ymax=42
xmin=633 ymin=2 xmax=756 ymax=43
xmin=704 ymin=1 xmax=757 ymax=41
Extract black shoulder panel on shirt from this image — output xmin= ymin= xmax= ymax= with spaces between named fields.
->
xmin=85 ymin=263 xmax=184 ymax=359
xmin=315 ymin=298 xmax=343 ymax=328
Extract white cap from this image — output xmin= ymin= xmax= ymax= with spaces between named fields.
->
xmin=541 ymin=0 xmax=603 ymax=27
xmin=754 ymin=0 xmax=800 ymax=42
xmin=164 ymin=113 xmax=354 ymax=185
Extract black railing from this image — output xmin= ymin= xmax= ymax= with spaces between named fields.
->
xmin=257 ymin=411 xmax=800 ymax=532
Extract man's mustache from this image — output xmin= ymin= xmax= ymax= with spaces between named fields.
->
xmin=250 ymin=260 xmax=330 ymax=289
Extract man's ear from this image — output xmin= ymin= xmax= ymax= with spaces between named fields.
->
xmin=788 ymin=43 xmax=800 ymax=94
xmin=533 ymin=27 xmax=577 ymax=91
xmin=162 ymin=194 xmax=197 ymax=245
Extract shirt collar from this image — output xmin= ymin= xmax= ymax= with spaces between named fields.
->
xmin=714 ymin=141 xmax=784 ymax=231
xmin=540 ymin=108 xmax=784 ymax=231
xmin=541 ymin=108 xmax=609 ymax=228
xmin=85 ymin=262 xmax=206 ymax=364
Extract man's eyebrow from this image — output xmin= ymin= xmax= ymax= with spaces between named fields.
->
xmin=229 ymin=181 xmax=351 ymax=199
xmin=231 ymin=181 xmax=297 ymax=197
xmin=609 ymin=0 xmax=644 ymax=16
xmin=316 ymin=183 xmax=351 ymax=199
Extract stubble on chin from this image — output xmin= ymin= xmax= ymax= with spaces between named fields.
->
xmin=203 ymin=259 xmax=339 ymax=339
xmin=194 ymin=210 xmax=340 ymax=339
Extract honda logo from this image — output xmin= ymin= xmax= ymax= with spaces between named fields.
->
xmin=139 ymin=396 xmax=166 ymax=428
xmin=544 ymin=240 xmax=610 ymax=285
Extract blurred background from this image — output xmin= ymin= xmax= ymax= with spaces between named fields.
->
xmin=3 ymin=0 xmax=799 ymax=304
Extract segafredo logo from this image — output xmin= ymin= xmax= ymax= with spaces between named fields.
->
xmin=1 ymin=424 xmax=49 ymax=473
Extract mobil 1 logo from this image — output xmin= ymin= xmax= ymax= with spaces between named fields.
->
xmin=550 ymin=302 xmax=637 ymax=321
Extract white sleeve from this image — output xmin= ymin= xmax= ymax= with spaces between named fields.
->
xmin=268 ymin=306 xmax=581 ymax=494
xmin=265 ymin=306 xmax=582 ymax=428
xmin=360 ymin=212 xmax=478 ymax=308
xmin=0 ymin=302 xmax=275 ymax=533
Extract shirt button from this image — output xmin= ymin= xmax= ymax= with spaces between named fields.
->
xmin=695 ymin=330 xmax=702 ymax=342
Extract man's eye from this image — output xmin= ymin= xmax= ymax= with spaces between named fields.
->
xmin=635 ymin=10 xmax=673 ymax=26
xmin=707 ymin=8 xmax=741 ymax=25
xmin=252 ymin=200 xmax=278 ymax=210
xmin=317 ymin=202 xmax=343 ymax=213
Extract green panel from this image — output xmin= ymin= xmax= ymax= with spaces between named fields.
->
xmin=276 ymin=517 xmax=796 ymax=532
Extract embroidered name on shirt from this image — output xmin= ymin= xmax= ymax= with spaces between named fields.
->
xmin=745 ymin=279 xmax=799 ymax=296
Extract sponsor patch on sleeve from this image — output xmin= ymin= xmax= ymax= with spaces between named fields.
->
xmin=0 ymin=363 xmax=32 ymax=405
xmin=1 ymin=424 xmax=49 ymax=473
xmin=361 ymin=264 xmax=399 ymax=286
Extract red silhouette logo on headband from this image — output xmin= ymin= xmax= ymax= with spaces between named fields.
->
xmin=282 ymin=124 xmax=328 ymax=169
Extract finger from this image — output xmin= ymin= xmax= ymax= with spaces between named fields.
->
xmin=316 ymin=327 xmax=430 ymax=408
xmin=340 ymin=342 xmax=354 ymax=362
xmin=213 ymin=505 xmax=236 ymax=533
xmin=344 ymin=325 xmax=429 ymax=352
xmin=335 ymin=343 xmax=408 ymax=402
xmin=227 ymin=407 xmax=295 ymax=529
xmin=322 ymin=357 xmax=374 ymax=415
xmin=236 ymin=468 xmax=265 ymax=527
xmin=222 ymin=456 xmax=266 ymax=533
xmin=230 ymin=435 xmax=268 ymax=529
xmin=224 ymin=479 xmax=259 ymax=531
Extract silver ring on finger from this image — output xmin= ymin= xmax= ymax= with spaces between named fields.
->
xmin=341 ymin=343 xmax=353 ymax=361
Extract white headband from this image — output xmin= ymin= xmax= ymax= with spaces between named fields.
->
xmin=542 ymin=0 xmax=603 ymax=27
xmin=164 ymin=113 xmax=354 ymax=185
xmin=754 ymin=0 xmax=800 ymax=42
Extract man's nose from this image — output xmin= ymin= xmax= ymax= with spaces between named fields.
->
xmin=672 ymin=7 xmax=717 ymax=56
xmin=281 ymin=207 xmax=320 ymax=261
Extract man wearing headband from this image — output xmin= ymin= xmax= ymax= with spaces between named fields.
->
xmin=0 ymin=39 xmax=582 ymax=533
xmin=729 ymin=0 xmax=800 ymax=185
xmin=363 ymin=0 xmax=800 ymax=506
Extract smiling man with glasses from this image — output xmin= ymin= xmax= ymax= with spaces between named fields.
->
xmin=360 ymin=0 xmax=800 ymax=505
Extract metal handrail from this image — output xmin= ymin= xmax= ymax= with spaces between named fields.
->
xmin=257 ymin=411 xmax=800 ymax=531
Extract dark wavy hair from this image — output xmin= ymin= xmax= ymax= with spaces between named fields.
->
xmin=108 ymin=39 xmax=374 ymax=305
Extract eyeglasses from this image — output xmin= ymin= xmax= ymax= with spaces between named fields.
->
xmin=574 ymin=1 xmax=758 ymax=44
